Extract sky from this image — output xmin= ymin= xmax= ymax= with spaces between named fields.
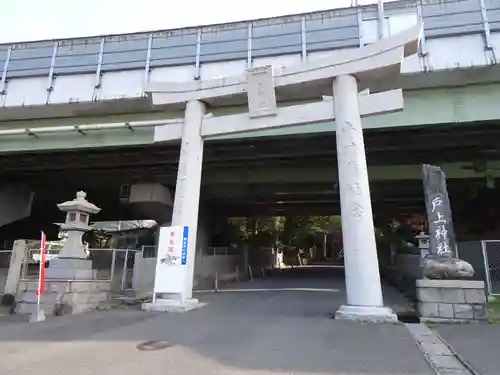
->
xmin=1 ymin=0 xmax=386 ymax=44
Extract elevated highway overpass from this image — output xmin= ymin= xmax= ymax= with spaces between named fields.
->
xmin=0 ymin=0 xmax=499 ymax=227
xmin=2 ymin=122 xmax=500 ymax=218
xmin=0 ymin=0 xmax=498 ymax=225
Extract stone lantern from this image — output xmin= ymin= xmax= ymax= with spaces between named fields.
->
xmin=415 ymin=232 xmax=430 ymax=259
xmin=45 ymin=191 xmax=101 ymax=280
xmin=415 ymin=231 xmax=430 ymax=276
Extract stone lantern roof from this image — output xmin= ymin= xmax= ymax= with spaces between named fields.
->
xmin=57 ymin=191 xmax=101 ymax=215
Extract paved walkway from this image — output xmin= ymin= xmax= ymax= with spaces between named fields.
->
xmin=0 ymin=268 xmax=435 ymax=375
xmin=435 ymin=324 xmax=500 ymax=375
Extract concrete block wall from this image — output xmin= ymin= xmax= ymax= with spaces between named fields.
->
xmin=416 ymin=279 xmax=488 ymax=322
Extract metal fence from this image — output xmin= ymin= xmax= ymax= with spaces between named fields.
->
xmin=456 ymin=242 xmax=487 ymax=283
xmin=141 ymin=245 xmax=157 ymax=259
xmin=0 ymin=249 xmax=12 ymax=296
xmin=141 ymin=245 xmax=241 ymax=258
xmin=4 ymin=244 xmax=254 ymax=297
xmin=17 ymin=248 xmax=138 ymax=295
xmin=457 ymin=241 xmax=500 ymax=297
xmin=204 ymin=246 xmax=240 ymax=256
xmin=482 ymin=241 xmax=500 ymax=296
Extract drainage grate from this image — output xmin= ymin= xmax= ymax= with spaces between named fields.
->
xmin=136 ymin=340 xmax=174 ymax=351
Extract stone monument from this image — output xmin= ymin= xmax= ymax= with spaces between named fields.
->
xmin=45 ymin=191 xmax=100 ymax=280
xmin=416 ymin=164 xmax=488 ymax=322
xmin=421 ymin=164 xmax=473 ymax=279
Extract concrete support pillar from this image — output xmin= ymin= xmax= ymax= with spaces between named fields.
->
xmin=0 ymin=185 xmax=34 ymax=228
xmin=333 ymin=74 xmax=397 ymax=323
xmin=1 ymin=240 xmax=26 ymax=306
xmin=170 ymin=100 xmax=205 ymax=300
xmin=195 ymin=210 xmax=209 ymax=256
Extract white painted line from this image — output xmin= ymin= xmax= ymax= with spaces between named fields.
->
xmin=194 ymin=287 xmax=340 ymax=293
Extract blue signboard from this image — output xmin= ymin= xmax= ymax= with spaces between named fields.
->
xmin=181 ymin=226 xmax=189 ymax=265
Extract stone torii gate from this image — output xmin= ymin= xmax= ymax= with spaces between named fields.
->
xmin=145 ymin=25 xmax=421 ymax=322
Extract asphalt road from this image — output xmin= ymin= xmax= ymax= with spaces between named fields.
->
xmin=0 ymin=269 xmax=434 ymax=375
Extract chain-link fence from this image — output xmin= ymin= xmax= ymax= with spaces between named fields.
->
xmin=141 ymin=245 xmax=157 ymax=259
xmin=204 ymin=246 xmax=239 ymax=256
xmin=482 ymin=241 xmax=500 ymax=296
xmin=0 ymin=249 xmax=12 ymax=296
xmin=18 ymin=248 xmax=138 ymax=295
xmin=456 ymin=242 xmax=486 ymax=283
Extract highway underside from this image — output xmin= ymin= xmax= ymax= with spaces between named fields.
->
xmin=1 ymin=121 xmax=500 ymax=240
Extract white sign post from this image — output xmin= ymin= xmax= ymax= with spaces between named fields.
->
xmin=152 ymin=226 xmax=189 ymax=303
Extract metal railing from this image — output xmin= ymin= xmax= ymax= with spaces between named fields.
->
xmin=205 ymin=247 xmax=240 ymax=256
xmin=481 ymin=241 xmax=500 ymax=296
xmin=141 ymin=245 xmax=157 ymax=259
xmin=141 ymin=245 xmax=241 ymax=258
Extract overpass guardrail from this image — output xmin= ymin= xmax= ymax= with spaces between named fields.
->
xmin=1 ymin=0 xmax=498 ymax=81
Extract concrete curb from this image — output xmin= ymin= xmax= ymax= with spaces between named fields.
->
xmin=431 ymin=329 xmax=481 ymax=375
xmin=405 ymin=323 xmax=474 ymax=375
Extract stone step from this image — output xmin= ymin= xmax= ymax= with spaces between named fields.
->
xmin=18 ymin=280 xmax=111 ymax=293
xmin=122 ymin=288 xmax=136 ymax=297
xmin=19 ymin=291 xmax=58 ymax=303
xmin=16 ymin=289 xmax=59 ymax=315
xmin=16 ymin=299 xmax=102 ymax=315
xmin=16 ymin=302 xmax=55 ymax=315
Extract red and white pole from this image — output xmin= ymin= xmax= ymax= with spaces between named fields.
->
xmin=36 ymin=231 xmax=47 ymax=306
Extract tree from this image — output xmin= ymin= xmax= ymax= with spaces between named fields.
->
xmin=227 ymin=217 xmax=284 ymax=247
xmin=227 ymin=215 xmax=341 ymax=257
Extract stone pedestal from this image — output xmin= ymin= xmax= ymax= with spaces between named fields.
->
xmin=45 ymin=258 xmax=94 ymax=280
xmin=416 ymin=279 xmax=488 ymax=322
xmin=335 ymin=305 xmax=398 ymax=323
xmin=142 ymin=297 xmax=206 ymax=313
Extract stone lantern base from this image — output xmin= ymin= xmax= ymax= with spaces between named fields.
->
xmin=45 ymin=258 xmax=94 ymax=280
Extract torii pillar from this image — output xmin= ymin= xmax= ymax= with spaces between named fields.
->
xmin=333 ymin=74 xmax=397 ymax=322
xmin=144 ymin=25 xmax=421 ymax=321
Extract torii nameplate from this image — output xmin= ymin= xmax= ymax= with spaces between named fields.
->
xmin=246 ymin=65 xmax=277 ymax=118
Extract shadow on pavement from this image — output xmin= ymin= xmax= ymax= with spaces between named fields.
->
xmin=0 ymin=267 xmax=433 ymax=375
xmin=434 ymin=323 xmax=500 ymax=375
